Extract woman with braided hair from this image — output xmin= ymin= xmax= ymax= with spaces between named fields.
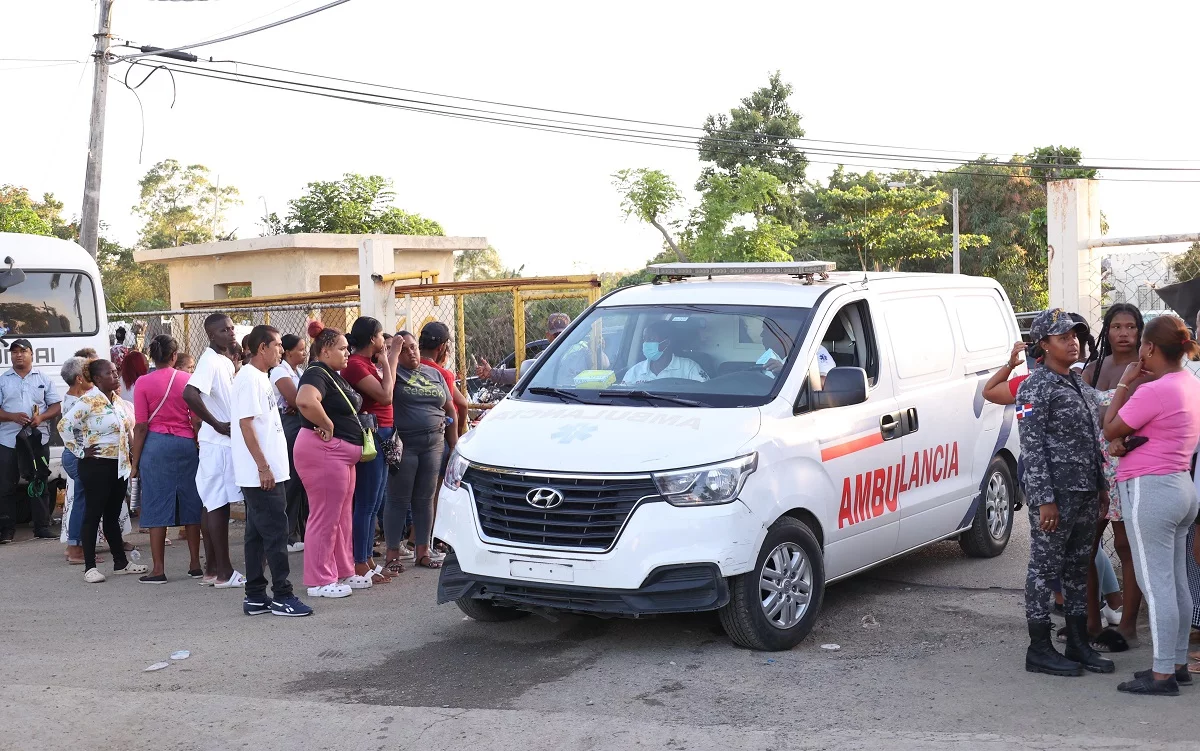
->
xmin=1082 ymin=303 xmax=1145 ymax=644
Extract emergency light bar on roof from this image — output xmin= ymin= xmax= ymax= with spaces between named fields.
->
xmin=647 ymin=261 xmax=836 ymax=284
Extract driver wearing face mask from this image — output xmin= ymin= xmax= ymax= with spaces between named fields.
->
xmin=621 ymin=321 xmax=708 ymax=385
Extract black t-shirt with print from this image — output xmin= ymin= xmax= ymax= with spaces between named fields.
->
xmin=298 ymin=362 xmax=364 ymax=445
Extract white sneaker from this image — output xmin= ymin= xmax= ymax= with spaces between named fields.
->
xmin=214 ymin=571 xmax=247 ymax=589
xmin=307 ymin=583 xmax=352 ymax=598
xmin=1102 ymin=605 xmax=1122 ymax=627
xmin=287 ymin=542 xmax=305 ymax=553
xmin=345 ymin=574 xmax=373 ymax=590
xmin=84 ymin=567 xmax=106 ymax=584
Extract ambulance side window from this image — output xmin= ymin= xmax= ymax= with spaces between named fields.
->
xmin=795 ymin=301 xmax=879 ymax=413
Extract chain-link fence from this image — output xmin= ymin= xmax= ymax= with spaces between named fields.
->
xmin=1102 ymin=246 xmax=1200 ymax=323
xmin=114 ymin=302 xmax=361 ymax=360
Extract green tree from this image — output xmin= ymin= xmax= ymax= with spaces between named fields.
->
xmin=612 ymin=168 xmax=684 ymax=261
xmin=97 ymin=237 xmax=170 ymax=312
xmin=0 ymin=186 xmax=73 ymax=236
xmin=698 ymin=72 xmax=807 ymax=227
xmin=1027 ymin=145 xmax=1097 ymax=181
xmin=455 ymin=245 xmax=506 ymax=281
xmin=801 ymin=167 xmax=988 ymax=273
xmin=686 ymin=166 xmax=799 ymax=262
xmin=265 ymin=173 xmax=444 ymax=236
xmin=134 ymin=159 xmax=240 ymax=249
xmin=1171 ymin=242 xmax=1200 ymax=283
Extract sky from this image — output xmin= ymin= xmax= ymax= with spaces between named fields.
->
xmin=3 ymin=0 xmax=1200 ymax=277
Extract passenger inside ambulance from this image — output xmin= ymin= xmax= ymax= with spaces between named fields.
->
xmin=620 ymin=321 xmax=709 ymax=385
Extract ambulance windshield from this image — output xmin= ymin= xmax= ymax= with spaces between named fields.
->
xmin=519 ymin=304 xmax=811 ymax=408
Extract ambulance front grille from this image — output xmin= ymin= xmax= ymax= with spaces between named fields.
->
xmin=464 ymin=467 xmax=660 ymax=550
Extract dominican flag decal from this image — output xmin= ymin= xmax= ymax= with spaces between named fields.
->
xmin=1015 ymin=403 xmax=1034 ymax=420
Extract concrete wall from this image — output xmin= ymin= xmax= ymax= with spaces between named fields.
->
xmin=161 ymin=246 xmax=456 ymax=308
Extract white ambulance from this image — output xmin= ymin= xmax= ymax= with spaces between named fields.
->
xmin=0 ymin=233 xmax=111 ymax=478
xmin=435 ymin=262 xmax=1021 ymax=650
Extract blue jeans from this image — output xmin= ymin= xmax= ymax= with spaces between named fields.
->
xmin=352 ymin=427 xmax=392 ymax=564
xmin=62 ymin=450 xmax=86 ymax=546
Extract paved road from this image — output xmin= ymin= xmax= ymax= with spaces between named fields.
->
xmin=2 ymin=512 xmax=1197 ymax=750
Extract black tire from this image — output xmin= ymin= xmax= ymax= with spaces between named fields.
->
xmin=718 ymin=516 xmax=825 ymax=651
xmin=959 ymin=456 xmax=1015 ymax=558
xmin=455 ymin=596 xmax=530 ymax=622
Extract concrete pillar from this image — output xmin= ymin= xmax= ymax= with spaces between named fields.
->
xmin=1047 ymin=179 xmax=1103 ymax=332
xmin=359 ymin=237 xmax=396 ymax=333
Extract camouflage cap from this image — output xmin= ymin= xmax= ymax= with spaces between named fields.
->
xmin=546 ymin=312 xmax=571 ymax=335
xmin=1029 ymin=308 xmax=1087 ymax=342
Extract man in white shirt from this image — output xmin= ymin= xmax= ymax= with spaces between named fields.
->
xmin=622 ymin=321 xmax=708 ymax=385
xmin=182 ymin=313 xmax=242 ymax=589
xmin=232 ymin=325 xmax=311 ymax=618
xmin=757 ymin=325 xmax=835 ymax=383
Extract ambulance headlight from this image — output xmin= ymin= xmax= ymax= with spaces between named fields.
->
xmin=443 ymin=450 xmax=470 ymax=491
xmin=653 ymin=454 xmax=758 ymax=507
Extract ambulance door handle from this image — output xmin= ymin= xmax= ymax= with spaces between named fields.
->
xmin=879 ymin=412 xmax=901 ymax=441
xmin=904 ymin=407 xmax=919 ymax=435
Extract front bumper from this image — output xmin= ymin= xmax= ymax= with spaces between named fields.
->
xmin=438 ymin=553 xmax=729 ymax=617
xmin=433 ymin=482 xmax=760 ymax=591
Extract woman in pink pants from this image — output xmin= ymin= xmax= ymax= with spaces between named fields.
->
xmin=295 ymin=324 xmax=365 ymax=599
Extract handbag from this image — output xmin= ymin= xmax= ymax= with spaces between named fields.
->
xmin=317 ymin=368 xmax=377 ymax=463
xmin=382 ymin=431 xmax=403 ymax=470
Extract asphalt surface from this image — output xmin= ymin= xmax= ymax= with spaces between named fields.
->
xmin=2 ymin=511 xmax=1198 ymax=751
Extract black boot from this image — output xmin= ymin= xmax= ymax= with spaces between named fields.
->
xmin=1026 ymin=620 xmax=1083 ymax=677
xmin=1063 ymin=615 xmax=1115 ymax=673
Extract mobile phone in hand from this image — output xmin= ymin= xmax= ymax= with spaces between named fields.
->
xmin=1123 ymin=435 xmax=1149 ymax=452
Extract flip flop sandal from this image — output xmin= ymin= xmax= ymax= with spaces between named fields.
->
xmin=415 ymin=554 xmax=443 ymax=570
xmin=384 ymin=558 xmax=405 ymax=575
xmin=1090 ymin=628 xmax=1130 ymax=653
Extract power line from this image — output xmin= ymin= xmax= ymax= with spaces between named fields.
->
xmin=116 ymin=0 xmax=354 ymax=61
xmin=201 ymin=57 xmax=1200 ymax=167
xmin=122 ymin=60 xmax=1200 ymax=184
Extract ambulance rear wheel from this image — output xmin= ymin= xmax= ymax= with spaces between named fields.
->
xmin=719 ymin=516 xmax=825 ymax=651
xmin=959 ymin=456 xmax=1014 ymax=558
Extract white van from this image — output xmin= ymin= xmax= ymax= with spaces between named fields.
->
xmin=0 ymin=234 xmax=110 ymax=477
xmin=434 ymin=262 xmax=1021 ymax=650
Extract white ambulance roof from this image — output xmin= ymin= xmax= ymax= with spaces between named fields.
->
xmin=600 ymin=271 xmax=1003 ymax=308
xmin=0 ymin=233 xmax=101 ymax=277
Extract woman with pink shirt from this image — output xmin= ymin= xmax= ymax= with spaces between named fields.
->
xmin=130 ymin=335 xmax=204 ymax=584
xmin=1103 ymin=315 xmax=1200 ymax=696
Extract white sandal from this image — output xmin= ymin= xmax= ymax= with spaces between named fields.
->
xmin=113 ymin=563 xmax=149 ymax=575
xmin=84 ymin=568 xmax=106 ymax=584
xmin=345 ymin=574 xmax=373 ymax=589
xmin=214 ymin=571 xmax=247 ymax=588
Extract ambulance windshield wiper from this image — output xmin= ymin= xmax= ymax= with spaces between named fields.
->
xmin=598 ymin=389 xmax=705 ymax=408
xmin=526 ymin=386 xmax=587 ymax=404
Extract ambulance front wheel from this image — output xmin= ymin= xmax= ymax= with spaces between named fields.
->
xmin=719 ymin=516 xmax=825 ymax=651
xmin=959 ymin=456 xmax=1014 ymax=558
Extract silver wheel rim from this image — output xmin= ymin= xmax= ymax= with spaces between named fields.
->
xmin=759 ymin=542 xmax=812 ymax=630
xmin=984 ymin=470 xmax=1010 ymax=541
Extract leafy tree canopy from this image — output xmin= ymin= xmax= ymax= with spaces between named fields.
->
xmin=264 ymin=173 xmax=444 ymax=236
xmin=134 ymin=159 xmax=241 ymax=250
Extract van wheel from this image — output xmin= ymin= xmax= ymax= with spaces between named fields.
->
xmin=719 ymin=517 xmax=825 ymax=651
xmin=959 ymin=456 xmax=1014 ymax=558
xmin=455 ymin=597 xmax=530 ymax=622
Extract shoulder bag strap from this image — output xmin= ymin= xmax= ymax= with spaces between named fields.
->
xmin=317 ymin=367 xmax=359 ymax=415
xmin=147 ymin=369 xmax=179 ymax=423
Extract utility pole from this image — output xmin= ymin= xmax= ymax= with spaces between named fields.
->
xmin=79 ymin=0 xmax=114 ymax=259
xmin=951 ymin=188 xmax=960 ymax=275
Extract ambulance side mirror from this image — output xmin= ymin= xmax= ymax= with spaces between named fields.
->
xmin=813 ymin=367 xmax=868 ymax=410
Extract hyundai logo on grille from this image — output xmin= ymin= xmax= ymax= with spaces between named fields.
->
xmin=526 ymin=487 xmax=565 ymax=509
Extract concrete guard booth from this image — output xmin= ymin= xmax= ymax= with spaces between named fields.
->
xmin=133 ymin=233 xmax=488 ymax=311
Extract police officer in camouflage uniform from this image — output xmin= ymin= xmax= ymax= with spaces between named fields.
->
xmin=1016 ymin=309 xmax=1114 ymax=677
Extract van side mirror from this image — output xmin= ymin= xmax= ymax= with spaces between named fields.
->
xmin=813 ymin=367 xmax=868 ymax=410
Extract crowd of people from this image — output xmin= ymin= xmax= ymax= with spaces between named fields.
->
xmin=0 ymin=311 xmax=470 ymax=619
xmin=990 ymin=305 xmax=1200 ymax=697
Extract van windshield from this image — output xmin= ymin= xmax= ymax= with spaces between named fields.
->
xmin=519 ymin=304 xmax=812 ymax=408
xmin=0 ymin=271 xmax=99 ymax=336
